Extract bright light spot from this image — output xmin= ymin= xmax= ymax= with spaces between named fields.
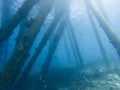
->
xmin=70 ymin=0 xmax=87 ymax=20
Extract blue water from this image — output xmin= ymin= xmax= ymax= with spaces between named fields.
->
xmin=0 ymin=0 xmax=120 ymax=90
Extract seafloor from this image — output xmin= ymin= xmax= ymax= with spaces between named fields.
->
xmin=25 ymin=66 xmax=120 ymax=90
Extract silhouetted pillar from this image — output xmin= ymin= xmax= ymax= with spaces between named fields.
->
xmin=84 ymin=1 xmax=109 ymax=66
xmin=0 ymin=1 xmax=53 ymax=90
xmin=0 ymin=0 xmax=42 ymax=45
xmin=85 ymin=0 xmax=120 ymax=58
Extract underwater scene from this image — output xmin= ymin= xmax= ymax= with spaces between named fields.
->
xmin=0 ymin=0 xmax=120 ymax=90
